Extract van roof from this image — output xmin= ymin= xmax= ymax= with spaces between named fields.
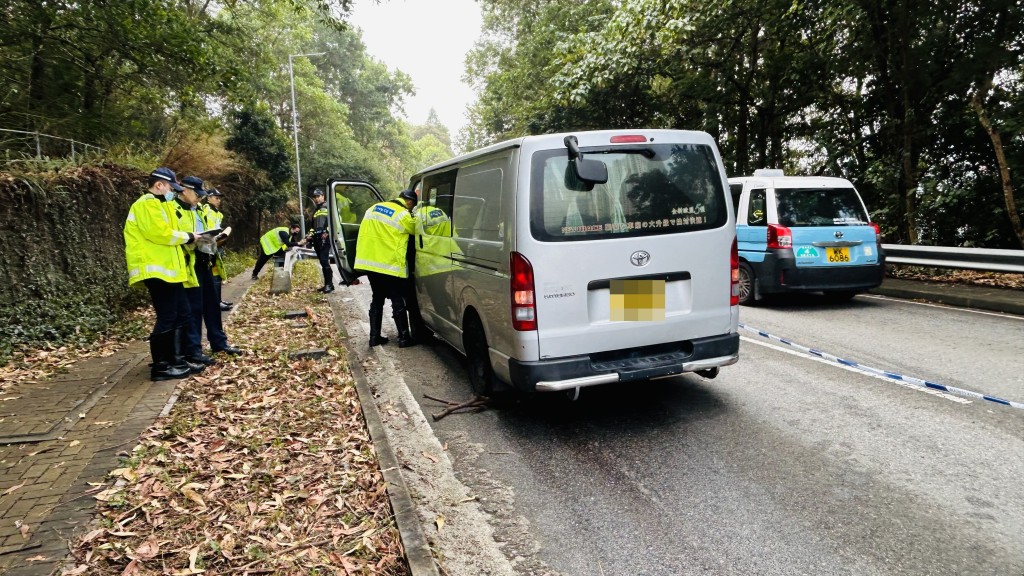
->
xmin=728 ymin=175 xmax=855 ymax=189
xmin=414 ymin=129 xmax=718 ymax=176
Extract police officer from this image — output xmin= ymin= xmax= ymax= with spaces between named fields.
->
xmin=181 ymin=176 xmax=243 ymax=358
xmin=124 ymin=167 xmax=211 ymax=381
xmin=308 ymin=188 xmax=335 ymax=293
xmin=252 ymin=224 xmax=304 ymax=280
xmin=354 ymin=189 xmax=418 ymax=348
xmin=203 ymin=187 xmax=232 ymax=311
xmin=173 ymin=177 xmax=215 ymax=370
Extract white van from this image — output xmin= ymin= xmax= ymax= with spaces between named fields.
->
xmin=353 ymin=130 xmax=739 ymax=395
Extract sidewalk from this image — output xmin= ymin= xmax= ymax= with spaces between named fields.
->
xmin=0 ymin=276 xmax=1018 ymax=574
xmin=0 ymin=277 xmax=250 ymax=575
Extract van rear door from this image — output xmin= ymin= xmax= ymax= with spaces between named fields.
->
xmin=326 ymin=179 xmax=384 ymax=285
xmin=523 ymin=141 xmax=735 ymax=360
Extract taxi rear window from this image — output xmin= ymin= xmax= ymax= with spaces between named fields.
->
xmin=775 ymin=188 xmax=868 ymax=227
xmin=530 ymin=144 xmax=728 ymax=242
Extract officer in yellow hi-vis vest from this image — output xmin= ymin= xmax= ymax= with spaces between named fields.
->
xmin=202 ymin=187 xmax=232 ymax=310
xmin=124 ymin=167 xmax=213 ymax=381
xmin=251 ymin=224 xmax=304 ymax=280
xmin=354 ymin=189 xmax=418 ymax=348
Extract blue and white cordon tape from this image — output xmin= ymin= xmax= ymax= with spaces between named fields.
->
xmin=738 ymin=323 xmax=1024 ymax=411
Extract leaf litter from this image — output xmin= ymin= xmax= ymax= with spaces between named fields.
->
xmin=62 ymin=262 xmax=406 ymax=575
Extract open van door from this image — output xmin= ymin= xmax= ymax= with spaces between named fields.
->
xmin=326 ymin=179 xmax=385 ymax=285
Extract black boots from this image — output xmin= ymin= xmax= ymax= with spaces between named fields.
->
xmin=395 ymin=313 xmax=416 ymax=348
xmin=175 ymin=326 xmax=208 ymax=374
xmin=149 ymin=330 xmax=190 ymax=381
xmin=319 ymin=284 xmax=335 ymax=294
xmin=368 ymin=311 xmax=389 ymax=347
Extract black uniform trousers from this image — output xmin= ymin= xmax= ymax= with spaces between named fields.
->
xmin=313 ymin=233 xmax=333 ymax=287
xmin=252 ymin=247 xmax=283 ymax=278
xmin=186 ymin=251 xmax=229 ymax=354
xmin=366 ymin=271 xmax=407 ymax=319
xmin=143 ymin=278 xmax=191 ymax=335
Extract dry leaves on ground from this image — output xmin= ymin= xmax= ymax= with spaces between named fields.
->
xmin=61 ymin=262 xmax=406 ymax=575
xmin=887 ymin=266 xmax=1024 ymax=290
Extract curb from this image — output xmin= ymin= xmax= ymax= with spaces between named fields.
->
xmin=870 ymin=283 xmax=1024 ymax=316
xmin=326 ymin=299 xmax=439 ymax=576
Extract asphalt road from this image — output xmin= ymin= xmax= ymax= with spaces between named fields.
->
xmin=337 ymin=287 xmax=1024 ymax=576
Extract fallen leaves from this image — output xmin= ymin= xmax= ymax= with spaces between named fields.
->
xmin=63 ymin=262 xmax=405 ymax=575
xmin=3 ymin=480 xmax=25 ymax=496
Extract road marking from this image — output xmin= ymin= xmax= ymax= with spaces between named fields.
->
xmin=740 ymin=336 xmax=972 ymax=405
xmin=863 ymin=294 xmax=1024 ymax=321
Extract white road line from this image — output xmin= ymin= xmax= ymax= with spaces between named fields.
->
xmin=863 ymin=294 xmax=1024 ymax=321
xmin=740 ymin=336 xmax=972 ymax=405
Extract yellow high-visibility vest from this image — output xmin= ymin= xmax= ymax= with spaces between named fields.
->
xmin=259 ymin=227 xmax=291 ymax=255
xmin=354 ymin=200 xmax=416 ymax=278
xmin=123 ymin=193 xmax=192 ymax=287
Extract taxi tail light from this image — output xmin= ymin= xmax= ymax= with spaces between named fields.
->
xmin=730 ymin=236 xmax=739 ymax=306
xmin=869 ymin=222 xmax=881 ymax=242
xmin=511 ymin=251 xmax=537 ymax=331
xmin=767 ymin=224 xmax=792 ymax=249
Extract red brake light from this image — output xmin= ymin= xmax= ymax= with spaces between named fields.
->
xmin=767 ymin=224 xmax=792 ymax=249
xmin=510 ymin=251 xmax=537 ymax=331
xmin=730 ymin=236 xmax=739 ymax=306
xmin=610 ymin=135 xmax=647 ymax=143
xmin=869 ymin=222 xmax=880 ymax=242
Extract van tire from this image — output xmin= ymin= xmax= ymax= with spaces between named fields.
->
xmin=463 ymin=315 xmax=495 ymax=397
xmin=738 ymin=261 xmax=756 ymax=306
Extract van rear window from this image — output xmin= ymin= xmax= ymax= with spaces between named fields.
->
xmin=775 ymin=188 xmax=868 ymax=227
xmin=530 ymin=144 xmax=728 ymax=242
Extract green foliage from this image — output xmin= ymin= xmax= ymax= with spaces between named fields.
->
xmin=465 ymin=0 xmax=1024 ymax=248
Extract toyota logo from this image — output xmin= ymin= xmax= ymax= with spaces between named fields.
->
xmin=834 ymin=231 xmax=844 ymax=239
xmin=630 ymin=250 xmax=651 ymax=267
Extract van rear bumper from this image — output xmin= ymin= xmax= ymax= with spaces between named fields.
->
xmin=508 ymin=333 xmax=739 ymax=392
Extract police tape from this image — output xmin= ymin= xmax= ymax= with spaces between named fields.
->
xmin=738 ymin=323 xmax=1024 ymax=411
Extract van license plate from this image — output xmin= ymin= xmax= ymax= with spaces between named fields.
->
xmin=610 ymin=279 xmax=666 ymax=321
xmin=826 ymin=247 xmax=851 ymax=263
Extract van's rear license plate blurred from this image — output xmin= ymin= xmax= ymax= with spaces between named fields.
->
xmin=826 ymin=247 xmax=850 ymax=263
xmin=610 ymin=279 xmax=665 ymax=321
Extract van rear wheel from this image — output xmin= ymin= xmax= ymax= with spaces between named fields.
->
xmin=463 ymin=316 xmax=495 ymax=397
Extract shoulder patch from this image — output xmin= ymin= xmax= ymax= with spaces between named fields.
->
xmin=374 ymin=205 xmax=396 ymax=217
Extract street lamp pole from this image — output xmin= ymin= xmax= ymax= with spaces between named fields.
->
xmin=289 ymin=52 xmax=326 ymax=236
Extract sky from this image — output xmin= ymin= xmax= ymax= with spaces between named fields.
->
xmin=347 ymin=0 xmax=484 ymax=138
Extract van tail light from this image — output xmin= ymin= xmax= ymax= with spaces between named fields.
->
xmin=730 ymin=236 xmax=739 ymax=306
xmin=510 ymin=251 xmax=537 ymax=331
xmin=869 ymin=222 xmax=881 ymax=243
xmin=610 ymin=135 xmax=647 ymax=143
xmin=767 ymin=224 xmax=792 ymax=249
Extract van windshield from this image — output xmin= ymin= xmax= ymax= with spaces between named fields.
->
xmin=530 ymin=144 xmax=728 ymax=242
xmin=775 ymin=188 xmax=869 ymax=227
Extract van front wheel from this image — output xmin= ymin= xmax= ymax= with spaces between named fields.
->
xmin=463 ymin=316 xmax=495 ymax=397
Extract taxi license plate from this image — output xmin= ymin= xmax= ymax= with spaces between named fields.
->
xmin=826 ymin=247 xmax=851 ymax=263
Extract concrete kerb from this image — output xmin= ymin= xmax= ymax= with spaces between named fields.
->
xmin=326 ymin=298 xmax=440 ymax=576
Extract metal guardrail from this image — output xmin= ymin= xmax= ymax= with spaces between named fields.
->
xmin=0 ymin=128 xmax=106 ymax=160
xmin=883 ymin=244 xmax=1024 ymax=274
xmin=284 ymin=247 xmax=316 ymax=273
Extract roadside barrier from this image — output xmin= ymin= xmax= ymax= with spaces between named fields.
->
xmin=738 ymin=323 xmax=1024 ymax=411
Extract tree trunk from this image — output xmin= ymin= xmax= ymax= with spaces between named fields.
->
xmin=971 ymin=78 xmax=1024 ymax=249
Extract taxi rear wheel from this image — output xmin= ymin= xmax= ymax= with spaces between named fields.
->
xmin=738 ymin=261 xmax=756 ymax=306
